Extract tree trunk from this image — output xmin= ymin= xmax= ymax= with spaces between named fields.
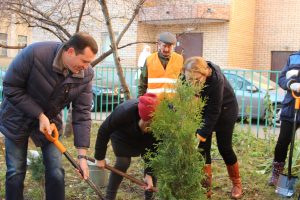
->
xmin=98 ymin=0 xmax=132 ymax=100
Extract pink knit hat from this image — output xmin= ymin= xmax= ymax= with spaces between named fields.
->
xmin=138 ymin=93 xmax=158 ymax=121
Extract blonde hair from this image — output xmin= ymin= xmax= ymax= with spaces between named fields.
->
xmin=184 ymin=56 xmax=212 ymax=77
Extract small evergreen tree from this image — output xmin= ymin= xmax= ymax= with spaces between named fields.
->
xmin=148 ymin=81 xmax=206 ymax=200
xmin=28 ymin=151 xmax=46 ymax=200
xmin=263 ymin=92 xmax=276 ymax=144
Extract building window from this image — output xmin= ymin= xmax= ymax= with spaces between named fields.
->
xmin=18 ymin=35 xmax=27 ymax=53
xmin=101 ymin=32 xmax=118 ymax=65
xmin=0 ymin=33 xmax=8 ymax=57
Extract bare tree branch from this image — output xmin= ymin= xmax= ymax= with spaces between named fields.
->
xmin=119 ymin=41 xmax=156 ymax=49
xmin=1 ymin=0 xmax=155 ymax=99
xmin=9 ymin=6 xmax=72 ymax=38
xmin=92 ymin=0 xmax=147 ymax=66
xmin=99 ymin=0 xmax=132 ymax=99
xmin=0 ymin=44 xmax=26 ymax=49
xmin=76 ymin=0 xmax=87 ymax=33
xmin=28 ymin=24 xmax=68 ymax=42
xmin=116 ymin=0 xmax=145 ymax=44
xmin=91 ymin=41 xmax=155 ymax=67
xmin=3 ymin=0 xmax=73 ymax=38
xmin=1 ymin=0 xmax=150 ymax=65
xmin=18 ymin=11 xmax=68 ymax=41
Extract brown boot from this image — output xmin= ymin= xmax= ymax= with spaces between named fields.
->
xmin=226 ymin=162 xmax=242 ymax=199
xmin=202 ymin=164 xmax=212 ymax=198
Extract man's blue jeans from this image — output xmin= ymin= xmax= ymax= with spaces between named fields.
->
xmin=5 ymin=137 xmax=65 ymax=200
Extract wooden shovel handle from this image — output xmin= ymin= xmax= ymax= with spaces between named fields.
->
xmin=87 ymin=157 xmax=158 ymax=192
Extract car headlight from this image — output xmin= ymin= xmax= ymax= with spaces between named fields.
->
xmin=92 ymin=86 xmax=102 ymax=95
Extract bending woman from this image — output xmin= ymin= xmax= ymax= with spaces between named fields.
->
xmin=183 ymin=56 xmax=242 ymax=199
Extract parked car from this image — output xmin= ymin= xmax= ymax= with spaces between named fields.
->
xmin=91 ymin=71 xmax=125 ymax=111
xmin=91 ymin=85 xmax=125 ymax=111
xmin=223 ymin=71 xmax=285 ymax=126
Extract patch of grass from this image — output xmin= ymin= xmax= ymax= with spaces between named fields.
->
xmin=0 ymin=137 xmax=5 ymax=198
xmin=1 ymin=122 xmax=300 ymax=199
xmin=210 ymin=125 xmax=299 ymax=200
xmin=0 ymin=164 xmax=5 ymax=198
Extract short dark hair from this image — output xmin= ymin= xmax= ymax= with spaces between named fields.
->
xmin=63 ymin=32 xmax=98 ymax=55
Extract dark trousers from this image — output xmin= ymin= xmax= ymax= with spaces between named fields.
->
xmin=105 ymin=157 xmax=156 ymax=200
xmin=274 ymin=120 xmax=299 ymax=162
xmin=199 ymin=105 xmax=238 ymax=165
xmin=5 ymin=137 xmax=64 ymax=200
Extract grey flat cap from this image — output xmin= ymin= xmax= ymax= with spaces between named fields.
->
xmin=158 ymin=32 xmax=176 ymax=45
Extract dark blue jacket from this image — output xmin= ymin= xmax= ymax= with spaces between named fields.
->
xmin=0 ymin=42 xmax=93 ymax=148
xmin=196 ymin=62 xmax=238 ymax=139
xmin=278 ymin=51 xmax=300 ymax=122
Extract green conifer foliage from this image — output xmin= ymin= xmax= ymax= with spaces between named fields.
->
xmin=148 ymin=81 xmax=207 ymax=200
xmin=28 ymin=153 xmax=45 ymax=182
xmin=28 ymin=151 xmax=46 ymax=199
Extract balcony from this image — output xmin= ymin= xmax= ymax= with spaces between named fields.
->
xmin=138 ymin=3 xmax=230 ymax=25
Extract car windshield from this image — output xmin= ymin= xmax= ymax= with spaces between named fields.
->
xmin=244 ymin=72 xmax=276 ymax=90
xmin=224 ymin=71 xmax=277 ymax=91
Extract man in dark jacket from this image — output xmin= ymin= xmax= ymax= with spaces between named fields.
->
xmin=94 ymin=93 xmax=158 ymax=200
xmin=1 ymin=32 xmax=98 ymax=200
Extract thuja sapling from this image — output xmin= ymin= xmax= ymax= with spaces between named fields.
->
xmin=146 ymin=81 xmax=207 ymax=200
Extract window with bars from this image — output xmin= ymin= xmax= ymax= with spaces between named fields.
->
xmin=101 ymin=32 xmax=118 ymax=66
xmin=0 ymin=33 xmax=8 ymax=57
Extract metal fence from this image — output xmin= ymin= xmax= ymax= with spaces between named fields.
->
xmin=222 ymin=69 xmax=283 ymax=138
xmin=90 ymin=67 xmax=284 ymax=138
xmin=0 ymin=66 xmax=284 ymax=137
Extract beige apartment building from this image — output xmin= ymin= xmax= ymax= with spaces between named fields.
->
xmin=0 ymin=0 xmax=299 ymax=72
xmin=0 ymin=15 xmax=32 ymax=67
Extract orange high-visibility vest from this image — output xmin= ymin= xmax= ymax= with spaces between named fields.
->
xmin=146 ymin=52 xmax=183 ymax=98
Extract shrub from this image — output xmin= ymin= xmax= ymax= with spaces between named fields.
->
xmin=148 ymin=81 xmax=206 ymax=200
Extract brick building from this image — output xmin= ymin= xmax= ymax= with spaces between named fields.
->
xmin=0 ymin=15 xmax=32 ymax=67
xmin=0 ymin=0 xmax=299 ymax=71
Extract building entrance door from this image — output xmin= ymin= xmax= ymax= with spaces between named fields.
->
xmin=175 ymin=33 xmax=203 ymax=60
xmin=271 ymin=51 xmax=296 ymax=82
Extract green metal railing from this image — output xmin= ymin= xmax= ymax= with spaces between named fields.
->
xmin=222 ymin=69 xmax=283 ymax=137
xmin=0 ymin=66 xmax=283 ymax=137
xmin=90 ymin=66 xmax=140 ymax=120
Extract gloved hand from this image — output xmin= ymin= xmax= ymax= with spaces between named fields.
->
xmin=286 ymin=70 xmax=299 ymax=79
xmin=290 ymin=83 xmax=300 ymax=92
xmin=197 ymin=134 xmax=206 ymax=142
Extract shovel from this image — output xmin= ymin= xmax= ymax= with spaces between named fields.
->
xmin=85 ymin=156 xmax=158 ymax=192
xmin=43 ymin=123 xmax=105 ymax=200
xmin=275 ymin=91 xmax=300 ymax=197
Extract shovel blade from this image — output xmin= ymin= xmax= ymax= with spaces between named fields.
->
xmin=275 ymin=174 xmax=298 ymax=197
